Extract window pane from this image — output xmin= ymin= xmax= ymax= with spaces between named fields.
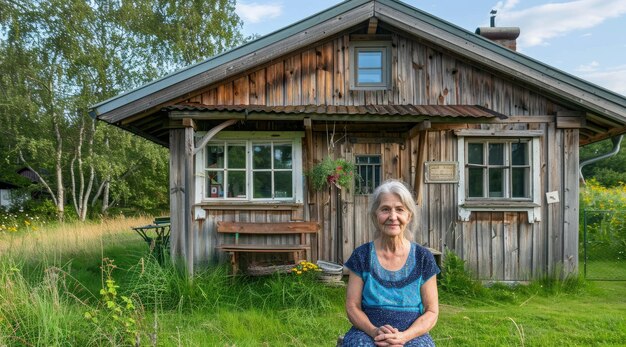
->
xmin=355 ymin=155 xmax=381 ymax=195
xmin=228 ymin=171 xmax=246 ymax=198
xmin=207 ymin=145 xmax=224 ymax=168
xmin=273 ymin=145 xmax=292 ymax=169
xmin=512 ymin=168 xmax=528 ymax=198
xmin=468 ymin=143 xmax=483 ymax=164
xmin=489 ymin=168 xmax=504 ymax=197
xmin=358 ymin=51 xmax=382 ymax=68
xmin=468 ymin=168 xmax=484 ymax=197
xmin=274 ymin=172 xmax=293 ymax=198
xmin=253 ymin=172 xmax=272 ymax=198
xmin=207 ymin=172 xmax=224 ymax=197
xmin=253 ymin=144 xmax=271 ymax=169
xmin=356 ymin=155 xmax=380 ymax=164
xmin=489 ymin=143 xmax=504 ymax=165
xmin=511 ymin=142 xmax=528 ymax=165
xmin=228 ymin=145 xmax=246 ymax=169
xmin=358 ymin=69 xmax=382 ymax=83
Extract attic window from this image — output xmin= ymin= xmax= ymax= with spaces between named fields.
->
xmin=349 ymin=41 xmax=391 ymax=90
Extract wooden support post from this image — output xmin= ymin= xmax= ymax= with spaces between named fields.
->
xmin=415 ymin=132 xmax=428 ymax=205
xmin=169 ymin=129 xmax=185 ymax=262
xmin=184 ymin=124 xmax=195 ymax=276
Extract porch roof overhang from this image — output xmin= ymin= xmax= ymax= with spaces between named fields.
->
xmin=125 ymin=104 xmax=506 ymax=147
xmin=166 ymin=104 xmax=507 ymax=121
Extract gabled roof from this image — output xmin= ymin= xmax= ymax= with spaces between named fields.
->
xmin=91 ymin=0 xmax=626 ymax=144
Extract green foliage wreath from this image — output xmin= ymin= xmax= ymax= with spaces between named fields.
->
xmin=308 ymin=157 xmax=356 ymax=191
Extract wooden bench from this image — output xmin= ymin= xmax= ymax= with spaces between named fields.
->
xmin=216 ymin=221 xmax=320 ymax=274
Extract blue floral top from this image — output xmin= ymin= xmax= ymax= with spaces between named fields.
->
xmin=345 ymin=242 xmax=440 ymax=314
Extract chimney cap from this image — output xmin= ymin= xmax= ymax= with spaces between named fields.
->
xmin=475 ymin=27 xmax=520 ymax=40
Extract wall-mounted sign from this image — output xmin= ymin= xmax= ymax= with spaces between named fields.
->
xmin=424 ymin=161 xmax=459 ymax=183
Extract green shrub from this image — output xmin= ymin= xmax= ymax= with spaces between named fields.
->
xmin=84 ymin=258 xmax=146 ymax=346
xmin=438 ymin=250 xmax=485 ymax=298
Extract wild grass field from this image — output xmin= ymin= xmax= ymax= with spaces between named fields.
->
xmin=0 ymin=215 xmax=625 ymax=346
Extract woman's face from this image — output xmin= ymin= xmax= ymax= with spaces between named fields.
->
xmin=375 ymin=193 xmax=411 ymax=237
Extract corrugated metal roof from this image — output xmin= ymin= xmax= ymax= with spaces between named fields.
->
xmin=165 ymin=104 xmax=506 ymax=119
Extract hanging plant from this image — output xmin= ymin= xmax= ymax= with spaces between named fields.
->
xmin=308 ymin=156 xmax=356 ymax=191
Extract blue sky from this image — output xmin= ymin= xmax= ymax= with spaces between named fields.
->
xmin=235 ymin=0 xmax=626 ymax=96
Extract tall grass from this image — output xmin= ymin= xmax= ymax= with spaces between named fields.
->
xmin=0 ymin=259 xmax=92 ymax=346
xmin=0 ymin=216 xmax=152 ymax=259
xmin=1 ymin=216 xmax=625 ymax=346
xmin=0 ymin=216 xmax=344 ymax=345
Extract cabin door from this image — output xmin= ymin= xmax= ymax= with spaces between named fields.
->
xmin=339 ymin=145 xmax=385 ymax=263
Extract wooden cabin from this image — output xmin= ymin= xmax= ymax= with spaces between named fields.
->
xmin=91 ymin=0 xmax=626 ymax=281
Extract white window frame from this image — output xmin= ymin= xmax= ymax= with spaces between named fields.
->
xmin=195 ymin=131 xmax=304 ymax=205
xmin=349 ymin=41 xmax=392 ymax=90
xmin=456 ymin=130 xmax=542 ymax=223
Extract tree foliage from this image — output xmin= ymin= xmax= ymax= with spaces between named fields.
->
xmin=0 ymin=0 xmax=244 ymax=219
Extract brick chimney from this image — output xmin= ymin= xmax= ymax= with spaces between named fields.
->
xmin=476 ymin=27 xmax=521 ymax=51
xmin=475 ymin=10 xmax=520 ymax=51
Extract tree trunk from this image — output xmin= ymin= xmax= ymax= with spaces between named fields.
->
xmin=102 ymin=180 xmax=110 ymax=215
xmin=51 ymin=82 xmax=65 ymax=222
xmin=71 ymin=115 xmax=96 ymax=222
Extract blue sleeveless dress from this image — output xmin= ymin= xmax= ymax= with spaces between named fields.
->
xmin=342 ymin=242 xmax=440 ymax=347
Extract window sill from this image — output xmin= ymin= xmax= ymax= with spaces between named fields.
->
xmin=459 ymin=201 xmax=541 ymax=223
xmin=196 ymin=201 xmax=303 ymax=211
xmin=462 ymin=201 xmax=539 ymax=208
xmin=349 ymin=85 xmax=391 ymax=91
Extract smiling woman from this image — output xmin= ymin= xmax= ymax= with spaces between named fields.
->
xmin=342 ymin=179 xmax=440 ymax=346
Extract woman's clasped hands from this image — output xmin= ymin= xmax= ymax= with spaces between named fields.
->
xmin=373 ymin=324 xmax=409 ymax=346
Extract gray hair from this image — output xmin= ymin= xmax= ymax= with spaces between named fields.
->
xmin=369 ymin=179 xmax=417 ymax=237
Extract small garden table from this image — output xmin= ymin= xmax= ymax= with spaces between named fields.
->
xmin=132 ymin=222 xmax=170 ymax=264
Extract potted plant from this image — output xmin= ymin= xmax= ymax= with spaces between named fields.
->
xmin=308 ymin=156 xmax=356 ymax=191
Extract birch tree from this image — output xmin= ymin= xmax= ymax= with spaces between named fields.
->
xmin=0 ymin=0 xmax=243 ymax=220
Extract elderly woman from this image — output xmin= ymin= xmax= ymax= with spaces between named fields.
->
xmin=342 ymin=180 xmax=440 ymax=346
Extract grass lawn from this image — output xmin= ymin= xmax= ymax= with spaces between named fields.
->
xmin=1 ymin=217 xmax=625 ymax=346
xmin=435 ymin=281 xmax=626 ymax=346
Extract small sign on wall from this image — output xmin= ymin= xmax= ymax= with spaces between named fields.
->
xmin=425 ymin=161 xmax=459 ymax=183
xmin=546 ymin=191 xmax=560 ymax=204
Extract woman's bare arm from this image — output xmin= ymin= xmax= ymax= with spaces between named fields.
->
xmin=345 ymin=270 xmax=381 ymax=338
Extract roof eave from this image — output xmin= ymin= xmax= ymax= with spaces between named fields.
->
xmin=91 ymin=0 xmax=374 ymax=122
xmin=92 ymin=0 xmax=626 ymax=130
xmin=375 ymin=0 xmax=626 ymax=123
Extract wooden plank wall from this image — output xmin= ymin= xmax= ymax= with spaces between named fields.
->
xmin=194 ymin=209 xmax=304 ymax=265
xmin=430 ymin=125 xmax=580 ymax=281
xmin=179 ymin=31 xmax=580 ymax=280
xmin=186 ymin=34 xmax=566 ymax=116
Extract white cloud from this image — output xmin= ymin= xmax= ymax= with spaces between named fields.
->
xmin=576 ymin=61 xmax=600 ymax=73
xmin=494 ymin=0 xmax=520 ymax=12
xmin=494 ymin=0 xmax=626 ymax=48
xmin=578 ymin=65 xmax=626 ymax=96
xmin=236 ymin=2 xmax=283 ymax=24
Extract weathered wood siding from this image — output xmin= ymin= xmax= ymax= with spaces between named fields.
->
xmin=195 ymin=209 xmax=308 ymax=266
xmin=187 ymin=33 xmax=566 ymax=115
xmin=178 ymin=31 xmax=579 ymax=280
